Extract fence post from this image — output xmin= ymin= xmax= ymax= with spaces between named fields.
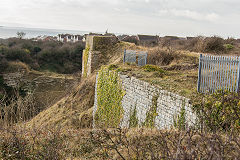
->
xmin=197 ymin=54 xmax=203 ymax=92
xmin=236 ymin=57 xmax=240 ymax=93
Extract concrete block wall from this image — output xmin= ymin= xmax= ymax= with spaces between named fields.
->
xmin=93 ymin=73 xmax=197 ymax=129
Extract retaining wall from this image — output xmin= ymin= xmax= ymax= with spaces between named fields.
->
xmin=93 ymin=73 xmax=197 ymax=129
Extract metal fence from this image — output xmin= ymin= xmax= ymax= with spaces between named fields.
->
xmin=197 ymin=54 xmax=240 ymax=93
xmin=123 ymin=50 xmax=147 ymax=66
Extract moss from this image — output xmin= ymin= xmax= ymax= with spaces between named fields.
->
xmin=83 ymin=45 xmax=90 ymax=78
xmin=93 ymin=36 xmax=111 ymax=50
xmin=143 ymin=65 xmax=165 ymax=73
xmin=143 ymin=94 xmax=159 ymax=128
xmin=95 ymin=66 xmax=125 ymax=128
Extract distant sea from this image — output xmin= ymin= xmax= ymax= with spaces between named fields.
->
xmin=0 ymin=26 xmax=91 ymax=39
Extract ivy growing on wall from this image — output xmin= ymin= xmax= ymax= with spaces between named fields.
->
xmin=173 ymin=105 xmax=186 ymax=130
xmin=95 ymin=66 xmax=125 ymax=128
xmin=129 ymin=105 xmax=138 ymax=128
xmin=83 ymin=45 xmax=90 ymax=78
xmin=143 ymin=94 xmax=159 ymax=128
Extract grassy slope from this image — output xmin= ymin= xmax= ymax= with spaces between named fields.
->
xmin=24 ymin=42 xmax=132 ymax=130
xmin=1 ymin=42 xmax=239 ymax=159
xmin=114 ymin=45 xmax=200 ymax=98
xmin=25 ymin=42 xmax=200 ymax=130
xmin=26 ymin=74 xmax=96 ymax=130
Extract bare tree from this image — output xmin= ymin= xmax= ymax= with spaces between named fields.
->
xmin=16 ymin=31 xmax=26 ymax=39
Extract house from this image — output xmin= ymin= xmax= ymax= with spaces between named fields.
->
xmin=117 ymin=35 xmax=129 ymax=41
xmin=73 ymin=35 xmax=84 ymax=42
xmin=163 ymin=36 xmax=180 ymax=41
xmin=35 ymin=35 xmax=57 ymax=41
xmin=137 ymin=35 xmax=159 ymax=46
xmin=122 ymin=35 xmax=139 ymax=44
xmin=58 ymin=34 xmax=83 ymax=43
xmin=187 ymin=37 xmax=196 ymax=40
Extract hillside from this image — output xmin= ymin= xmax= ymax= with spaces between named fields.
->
xmin=26 ymin=74 xmax=95 ymax=129
xmin=1 ymin=38 xmax=240 ymax=159
xmin=25 ymin=41 xmax=201 ymax=130
xmin=0 ymin=61 xmax=79 ymax=125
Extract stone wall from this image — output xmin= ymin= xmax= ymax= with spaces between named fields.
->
xmin=93 ymin=73 xmax=197 ymax=129
xmin=82 ymin=50 xmax=101 ymax=77
xmin=82 ymin=35 xmax=118 ymax=77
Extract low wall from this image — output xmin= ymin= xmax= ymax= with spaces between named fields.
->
xmin=93 ymin=73 xmax=197 ymax=129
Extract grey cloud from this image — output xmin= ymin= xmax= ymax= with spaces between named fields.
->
xmin=0 ymin=0 xmax=239 ymax=37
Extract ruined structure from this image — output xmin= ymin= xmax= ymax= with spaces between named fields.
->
xmin=93 ymin=72 xmax=197 ymax=129
xmin=81 ymin=35 xmax=118 ymax=77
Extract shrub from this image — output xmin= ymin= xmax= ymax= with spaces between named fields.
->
xmin=185 ymin=36 xmax=205 ymax=52
xmin=148 ymin=48 xmax=175 ymax=66
xmin=143 ymin=65 xmax=165 ymax=73
xmin=193 ymin=91 xmax=240 ymax=132
xmin=203 ymin=36 xmax=225 ymax=53
xmin=33 ymin=46 xmax=41 ymax=53
xmin=1 ymin=39 xmax=84 ymax=74
xmin=224 ymin=44 xmax=234 ymax=50
xmin=5 ymin=47 xmax=33 ymax=64
xmin=90 ymin=128 xmax=240 ymax=159
xmin=0 ymin=56 xmax=8 ymax=73
xmin=5 ymin=61 xmax=30 ymax=73
xmin=0 ymin=128 xmax=65 ymax=160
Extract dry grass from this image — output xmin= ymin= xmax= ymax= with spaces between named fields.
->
xmin=0 ymin=89 xmax=36 ymax=126
xmin=104 ymin=43 xmax=200 ymax=98
xmin=0 ymin=40 xmax=240 ymax=159
xmin=5 ymin=61 xmax=30 ymax=73
xmin=1 ymin=126 xmax=239 ymax=159
xmin=116 ymin=63 xmax=198 ymax=98
xmin=25 ymin=74 xmax=96 ymax=130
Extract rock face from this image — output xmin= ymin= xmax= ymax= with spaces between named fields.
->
xmin=93 ymin=73 xmax=197 ymax=129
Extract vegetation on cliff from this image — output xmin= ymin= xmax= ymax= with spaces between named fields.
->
xmin=0 ymin=37 xmax=240 ymax=159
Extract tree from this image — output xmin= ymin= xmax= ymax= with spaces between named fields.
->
xmin=17 ymin=32 xmax=26 ymax=39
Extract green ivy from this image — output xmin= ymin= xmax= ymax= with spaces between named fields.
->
xmin=173 ymin=105 xmax=186 ymax=130
xmin=95 ymin=66 xmax=125 ymax=128
xmin=129 ymin=105 xmax=138 ymax=128
xmin=143 ymin=94 xmax=159 ymax=128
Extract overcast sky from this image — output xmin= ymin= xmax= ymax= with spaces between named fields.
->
xmin=0 ymin=0 xmax=239 ymax=38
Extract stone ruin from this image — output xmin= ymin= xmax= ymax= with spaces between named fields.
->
xmin=81 ymin=35 xmax=118 ymax=77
